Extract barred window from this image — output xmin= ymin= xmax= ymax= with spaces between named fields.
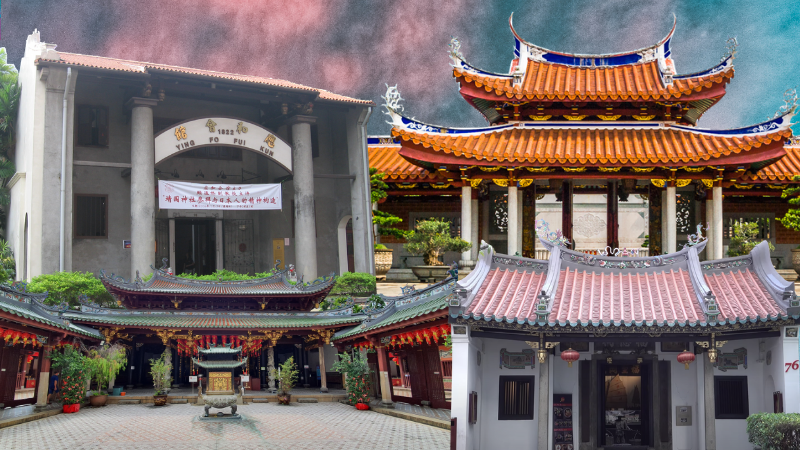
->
xmin=498 ymin=376 xmax=534 ymax=420
xmin=74 ymin=195 xmax=107 ymax=238
xmin=714 ymin=376 xmax=749 ymax=419
xmin=76 ymin=105 xmax=109 ymax=147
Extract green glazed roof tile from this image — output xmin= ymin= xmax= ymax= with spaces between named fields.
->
xmin=63 ymin=312 xmax=361 ymax=329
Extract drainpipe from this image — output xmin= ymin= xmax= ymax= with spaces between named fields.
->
xmin=59 ymin=67 xmax=72 ymax=272
xmin=358 ymin=106 xmax=374 ymax=274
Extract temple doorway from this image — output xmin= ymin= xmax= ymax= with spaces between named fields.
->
xmin=598 ymin=361 xmax=651 ymax=449
xmin=175 ymin=219 xmax=217 ymax=275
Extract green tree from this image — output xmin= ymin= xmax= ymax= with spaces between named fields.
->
xmin=727 ymin=221 xmax=775 ymax=257
xmin=51 ymin=345 xmax=90 ymax=405
xmin=779 ymin=176 xmax=800 ymax=234
xmin=370 ymin=168 xmax=405 ymax=249
xmin=331 ymin=351 xmax=372 ymax=405
xmin=86 ymin=343 xmax=127 ymax=395
xmin=404 ymin=218 xmax=471 ymax=266
xmin=0 ymin=48 xmax=20 ymax=238
xmin=27 ymin=271 xmax=115 ymax=308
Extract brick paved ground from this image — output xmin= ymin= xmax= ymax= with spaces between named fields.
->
xmin=0 ymin=402 xmax=448 ymax=450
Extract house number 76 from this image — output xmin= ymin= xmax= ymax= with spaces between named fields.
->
xmin=785 ymin=360 xmax=799 ymax=372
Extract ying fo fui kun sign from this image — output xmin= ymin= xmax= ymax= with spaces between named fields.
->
xmin=158 ymin=180 xmax=281 ymax=210
xmin=154 ymin=118 xmax=292 ymax=172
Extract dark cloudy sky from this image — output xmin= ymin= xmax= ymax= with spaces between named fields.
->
xmin=2 ymin=1 xmax=798 ymax=135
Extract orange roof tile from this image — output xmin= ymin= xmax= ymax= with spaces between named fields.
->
xmin=369 ymin=144 xmax=436 ymax=182
xmin=40 ymin=52 xmax=373 ymax=105
xmin=747 ymin=146 xmax=800 ymax=182
xmin=454 ymin=60 xmax=733 ymax=102
xmin=392 ymin=125 xmax=790 ymax=165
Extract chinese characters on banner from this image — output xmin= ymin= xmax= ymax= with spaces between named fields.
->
xmin=553 ymin=394 xmax=573 ymax=450
xmin=157 ymin=180 xmax=281 ymax=210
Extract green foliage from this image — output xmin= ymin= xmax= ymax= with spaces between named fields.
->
xmin=374 ymin=243 xmax=389 ymax=251
xmin=780 ymin=176 xmax=800 ymax=231
xmin=87 ymin=344 xmax=127 ymax=393
xmin=51 ymin=346 xmax=89 ymax=405
xmin=332 ymin=352 xmax=372 ymax=405
xmin=149 ymin=349 xmax=173 ymax=396
xmin=270 ymin=356 xmax=299 ymax=395
xmin=727 ymin=221 xmax=775 ymax=257
xmin=404 ymin=218 xmax=471 ymax=265
xmin=318 ymin=296 xmax=349 ymax=311
xmin=0 ymin=48 xmax=19 ymax=229
xmin=142 ymin=269 xmax=274 ymax=283
xmin=329 ymin=272 xmax=376 ymax=296
xmin=443 ymin=333 xmax=452 ymax=349
xmin=27 ymin=271 xmax=115 ymax=308
xmin=747 ymin=413 xmax=800 ymax=450
xmin=370 ymin=168 xmax=406 ymax=243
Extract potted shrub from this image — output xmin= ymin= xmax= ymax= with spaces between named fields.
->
xmin=50 ymin=345 xmax=89 ymax=413
xmin=727 ymin=221 xmax=776 ymax=258
xmin=86 ymin=343 xmax=127 ymax=407
xmin=331 ymin=351 xmax=372 ymax=409
xmin=370 ymin=168 xmax=406 ymax=277
xmin=149 ymin=349 xmax=172 ymax=406
xmin=404 ymin=218 xmax=471 ymax=282
xmin=270 ymin=357 xmax=299 ymax=404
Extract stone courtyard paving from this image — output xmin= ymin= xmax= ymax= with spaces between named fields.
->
xmin=0 ymin=402 xmax=449 ymax=450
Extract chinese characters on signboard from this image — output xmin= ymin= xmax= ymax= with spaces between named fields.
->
xmin=553 ymin=394 xmax=573 ymax=450
xmin=158 ymin=180 xmax=282 ymax=210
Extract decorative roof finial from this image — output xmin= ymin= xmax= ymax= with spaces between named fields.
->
xmin=382 ymin=83 xmax=404 ymax=114
xmin=535 ymin=219 xmax=571 ymax=249
xmin=723 ymin=37 xmax=738 ymax=62
xmin=683 ymin=223 xmax=708 ymax=248
xmin=448 ymin=36 xmax=464 ymax=64
xmin=777 ymin=87 xmax=798 ymax=117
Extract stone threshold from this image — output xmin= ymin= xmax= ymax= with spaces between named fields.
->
xmin=0 ymin=405 xmax=67 ymax=429
xmin=370 ymin=406 xmax=451 ymax=430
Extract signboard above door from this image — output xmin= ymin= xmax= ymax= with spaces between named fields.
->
xmin=158 ymin=180 xmax=282 ymax=210
xmin=154 ymin=117 xmax=292 ymax=172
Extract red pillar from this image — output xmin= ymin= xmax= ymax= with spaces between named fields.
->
xmin=607 ymin=180 xmax=619 ymax=250
xmin=376 ymin=345 xmax=394 ymax=407
xmin=562 ymin=181 xmax=574 ymax=245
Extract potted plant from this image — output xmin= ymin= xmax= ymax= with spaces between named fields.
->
xmin=370 ymin=168 xmax=406 ymax=277
xmin=86 ymin=343 xmax=127 ymax=407
xmin=404 ymin=218 xmax=471 ymax=282
xmin=270 ymin=357 xmax=299 ymax=404
xmin=331 ymin=351 xmax=372 ymax=409
xmin=50 ymin=345 xmax=89 ymax=413
xmin=149 ymin=349 xmax=172 ymax=406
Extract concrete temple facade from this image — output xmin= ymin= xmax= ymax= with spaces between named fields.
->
xmin=10 ymin=30 xmax=375 ymax=282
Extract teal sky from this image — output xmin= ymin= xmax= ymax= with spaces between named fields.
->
xmin=2 ymin=1 xmax=798 ymax=135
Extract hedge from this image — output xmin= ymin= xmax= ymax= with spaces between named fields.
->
xmin=747 ymin=413 xmax=800 ymax=450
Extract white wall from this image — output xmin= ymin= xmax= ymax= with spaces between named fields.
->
xmin=671 ymin=353 xmax=699 ymax=450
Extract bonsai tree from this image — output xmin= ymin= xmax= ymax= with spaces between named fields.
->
xmin=404 ymin=218 xmax=471 ymax=266
xmin=370 ymin=168 xmax=406 ymax=249
xmin=332 ymin=351 xmax=372 ymax=405
xmin=50 ymin=345 xmax=89 ymax=406
xmin=27 ymin=271 xmax=115 ymax=308
xmin=149 ymin=349 xmax=173 ymax=396
xmin=270 ymin=357 xmax=299 ymax=404
xmin=780 ymin=176 xmax=800 ymax=232
xmin=727 ymin=221 xmax=775 ymax=257
xmin=86 ymin=343 xmax=127 ymax=396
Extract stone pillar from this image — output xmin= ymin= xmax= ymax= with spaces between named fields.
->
xmin=516 ymin=189 xmax=523 ymax=255
xmin=607 ymin=180 xmax=619 ymax=250
xmin=782 ymin=325 xmax=800 ymax=413
xmin=703 ymin=354 xmax=717 ymax=449
xmin=289 ymin=115 xmax=318 ymax=280
xmin=705 ymin=193 xmax=715 ymax=260
xmin=661 ymin=189 xmax=668 ymax=254
xmin=376 ymin=346 xmax=394 ymax=407
xmin=537 ymin=353 xmax=550 ymax=450
xmin=666 ymin=184 xmax=677 ymax=253
xmin=460 ymin=185 xmax=472 ymax=266
xmin=267 ymin=346 xmax=276 ymax=392
xmin=128 ymin=98 xmax=158 ymax=279
xmin=507 ymin=185 xmax=519 ymax=255
xmin=346 ymin=108 xmax=374 ymax=274
xmin=471 ymin=194 xmax=479 ymax=261
xmin=712 ymin=186 xmax=723 ymax=260
xmin=319 ymin=346 xmax=328 ymax=393
xmin=561 ymin=181 xmax=574 ymax=245
xmin=35 ymin=345 xmax=53 ymax=407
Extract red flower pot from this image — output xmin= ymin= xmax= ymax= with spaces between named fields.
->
xmin=355 ymin=402 xmax=370 ymax=410
xmin=62 ymin=404 xmax=80 ymax=413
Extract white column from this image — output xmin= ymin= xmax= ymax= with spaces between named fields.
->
xmin=461 ymin=185 xmax=472 ymax=265
xmin=346 ymin=108 xmax=373 ymax=274
xmin=661 ymin=189 xmax=668 ymax=254
xmin=537 ymin=353 xmax=550 ymax=450
xmin=705 ymin=197 xmax=715 ymax=260
xmin=517 ymin=190 xmax=523 ymax=255
xmin=215 ymin=219 xmax=223 ymax=270
xmin=128 ymin=97 xmax=158 ymax=280
xmin=666 ymin=185 xmax=677 ymax=254
xmin=712 ymin=186 xmax=723 ymax=260
xmin=168 ymin=219 xmax=176 ymax=273
xmin=451 ymin=325 xmax=475 ymax=450
xmin=319 ymin=346 xmax=328 ymax=393
xmin=703 ymin=354 xmax=717 ymax=449
xmin=289 ymin=115 xmax=318 ymax=280
xmin=471 ymin=198 xmax=479 ymax=261
xmin=507 ymin=185 xmax=519 ymax=255
xmin=782 ymin=326 xmax=800 ymax=413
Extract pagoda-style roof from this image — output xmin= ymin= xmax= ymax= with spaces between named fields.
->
xmin=199 ymin=344 xmax=242 ymax=354
xmin=388 ymin=113 xmax=792 ymax=167
xmin=745 ymin=141 xmax=800 ymax=183
xmin=0 ymin=284 xmax=102 ymax=339
xmin=100 ymin=268 xmax=336 ymax=311
xmin=192 ymin=357 xmax=248 ymax=370
xmin=452 ymin=229 xmax=800 ymax=329
xmin=368 ymin=137 xmax=435 ymax=183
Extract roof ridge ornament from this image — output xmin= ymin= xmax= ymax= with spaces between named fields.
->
xmin=683 ymin=223 xmax=709 ymax=249
xmin=382 ymin=84 xmax=404 ymax=114
xmin=535 ymin=219 xmax=571 ymax=249
xmin=448 ymin=36 xmax=464 ymax=65
xmin=723 ymin=37 xmax=738 ymax=62
xmin=775 ymin=87 xmax=798 ymax=118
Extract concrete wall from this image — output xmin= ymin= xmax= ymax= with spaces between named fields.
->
xmin=670 ymin=350 xmax=700 ymax=450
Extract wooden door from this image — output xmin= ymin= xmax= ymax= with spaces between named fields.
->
xmin=423 ymin=345 xmax=450 ymax=409
xmin=407 ymin=350 xmax=429 ymax=403
xmin=0 ymin=346 xmax=20 ymax=406
xmin=272 ymin=239 xmax=285 ymax=270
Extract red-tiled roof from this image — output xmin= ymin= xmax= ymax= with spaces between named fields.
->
xmin=40 ymin=52 xmax=373 ymax=105
xmin=704 ymin=269 xmax=783 ymax=321
xmin=369 ymin=144 xmax=436 ymax=182
xmin=747 ymin=146 xmax=800 ymax=183
xmin=465 ymin=268 xmax=547 ymax=321
xmin=551 ymin=267 xmax=705 ymax=326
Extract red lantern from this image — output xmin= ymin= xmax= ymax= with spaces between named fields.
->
xmin=439 ymin=324 xmax=450 ymax=336
xmin=677 ymin=350 xmax=695 ymax=370
xmin=560 ymin=348 xmax=580 ymax=368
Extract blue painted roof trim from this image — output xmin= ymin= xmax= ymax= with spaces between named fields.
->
xmin=674 ymin=55 xmax=733 ymax=80
xmin=671 ymin=111 xmax=793 ymax=136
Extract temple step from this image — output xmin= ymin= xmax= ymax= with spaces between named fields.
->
xmin=252 ymin=398 xmax=270 ymax=403
xmin=118 ymin=400 xmax=141 ymax=405
xmin=170 ymin=399 xmax=188 ymax=404
xmin=298 ymin=398 xmax=318 ymax=403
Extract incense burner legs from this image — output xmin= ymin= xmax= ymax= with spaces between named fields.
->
xmin=202 ymin=394 xmax=239 ymax=417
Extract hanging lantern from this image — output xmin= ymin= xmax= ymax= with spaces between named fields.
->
xmin=430 ymin=327 xmax=440 ymax=343
xmin=560 ymin=348 xmax=580 ymax=368
xmin=439 ymin=324 xmax=450 ymax=336
xmin=422 ymin=330 xmax=432 ymax=345
xmin=537 ymin=348 xmax=547 ymax=364
xmin=677 ymin=350 xmax=695 ymax=370
xmin=414 ymin=331 xmax=423 ymax=344
xmin=707 ymin=348 xmax=718 ymax=364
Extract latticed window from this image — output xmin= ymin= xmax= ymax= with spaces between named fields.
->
xmin=714 ymin=376 xmax=749 ymax=419
xmin=498 ymin=376 xmax=534 ymax=420
xmin=489 ymin=191 xmax=508 ymax=234
xmin=74 ymin=195 xmax=107 ymax=238
xmin=676 ymin=193 xmax=694 ymax=234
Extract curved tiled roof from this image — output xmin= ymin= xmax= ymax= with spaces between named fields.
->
xmin=704 ymin=267 xmax=785 ymax=322
xmin=40 ymin=52 xmax=373 ymax=106
xmin=747 ymin=146 xmax=800 ymax=183
xmin=392 ymin=124 xmax=791 ymax=165
xmin=0 ymin=288 xmax=101 ymax=339
xmin=454 ymin=59 xmax=733 ymax=102
xmin=465 ymin=268 xmax=547 ymax=322
xmin=63 ymin=311 xmax=361 ymax=329
xmin=369 ymin=144 xmax=436 ymax=182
